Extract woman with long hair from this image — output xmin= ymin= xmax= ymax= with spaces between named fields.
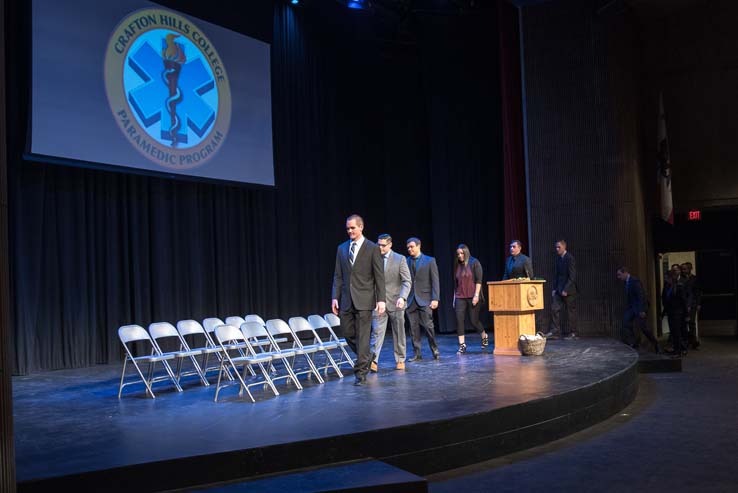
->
xmin=453 ymin=244 xmax=489 ymax=354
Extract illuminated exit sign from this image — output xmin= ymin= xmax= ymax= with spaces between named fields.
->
xmin=688 ymin=210 xmax=701 ymax=221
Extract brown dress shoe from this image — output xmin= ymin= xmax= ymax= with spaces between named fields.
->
xmin=370 ymin=361 xmax=378 ymax=373
xmin=395 ymin=361 xmax=405 ymax=370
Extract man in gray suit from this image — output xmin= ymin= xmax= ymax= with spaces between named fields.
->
xmin=406 ymin=237 xmax=441 ymax=361
xmin=332 ymin=214 xmax=386 ymax=386
xmin=370 ymin=234 xmax=412 ymax=372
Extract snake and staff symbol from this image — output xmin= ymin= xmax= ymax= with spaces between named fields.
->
xmin=162 ymin=33 xmax=186 ymax=146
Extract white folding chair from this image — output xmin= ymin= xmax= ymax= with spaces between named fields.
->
xmin=289 ymin=316 xmax=344 ymax=379
xmin=324 ymin=313 xmax=341 ymax=333
xmin=240 ymin=321 xmax=303 ymax=390
xmin=213 ymin=324 xmax=278 ymax=403
xmin=266 ymin=319 xmax=325 ymax=384
xmin=244 ymin=314 xmax=289 ymax=347
xmin=203 ymin=317 xmax=226 ymax=337
xmin=224 ymin=315 xmax=261 ymax=374
xmin=308 ymin=314 xmax=354 ymax=370
xmin=324 ymin=313 xmax=352 ymax=349
xmin=148 ymin=322 xmax=209 ymax=387
xmin=176 ymin=319 xmax=232 ymax=381
xmin=118 ymin=324 xmax=182 ymax=399
xmin=225 ymin=315 xmax=246 ymax=328
xmin=244 ymin=314 xmax=266 ymax=326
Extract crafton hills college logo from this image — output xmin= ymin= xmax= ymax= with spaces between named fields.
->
xmin=105 ymin=9 xmax=231 ymax=169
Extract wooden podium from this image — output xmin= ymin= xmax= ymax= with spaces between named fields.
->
xmin=487 ymin=279 xmax=546 ymax=355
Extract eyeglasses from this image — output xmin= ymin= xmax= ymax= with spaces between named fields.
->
xmin=377 ymin=243 xmax=390 ymax=248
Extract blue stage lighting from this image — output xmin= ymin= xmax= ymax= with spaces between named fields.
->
xmin=347 ymin=0 xmax=369 ymax=9
xmin=290 ymin=0 xmax=299 ymax=4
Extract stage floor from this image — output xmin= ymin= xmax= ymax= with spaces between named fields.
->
xmin=13 ymin=334 xmax=638 ymax=491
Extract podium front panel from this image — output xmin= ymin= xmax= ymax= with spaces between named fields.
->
xmin=487 ymin=280 xmax=545 ymax=312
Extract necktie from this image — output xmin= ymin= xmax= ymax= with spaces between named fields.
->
xmin=383 ymin=254 xmax=388 ymax=270
xmin=349 ymin=242 xmax=356 ymax=265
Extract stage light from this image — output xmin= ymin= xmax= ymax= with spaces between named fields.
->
xmin=290 ymin=0 xmax=299 ymax=4
xmin=347 ymin=0 xmax=369 ymax=10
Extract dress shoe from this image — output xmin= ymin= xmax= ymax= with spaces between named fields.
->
xmin=354 ymin=376 xmax=366 ymax=386
xmin=395 ymin=361 xmax=405 ymax=370
xmin=481 ymin=336 xmax=490 ymax=348
xmin=565 ymin=333 xmax=578 ymax=340
xmin=544 ymin=331 xmax=560 ymax=339
xmin=408 ymin=355 xmax=423 ymax=362
xmin=370 ymin=361 xmax=378 ymax=373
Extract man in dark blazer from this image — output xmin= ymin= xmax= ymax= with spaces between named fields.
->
xmin=662 ymin=263 xmax=689 ymax=357
xmin=405 ymin=237 xmax=441 ymax=361
xmin=617 ymin=266 xmax=659 ymax=353
xmin=546 ymin=239 xmax=578 ymax=339
xmin=332 ymin=214 xmax=386 ymax=385
xmin=680 ymin=261 xmax=701 ymax=350
xmin=502 ymin=239 xmax=534 ymax=280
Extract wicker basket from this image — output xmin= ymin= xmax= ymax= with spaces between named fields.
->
xmin=518 ymin=333 xmax=547 ymax=356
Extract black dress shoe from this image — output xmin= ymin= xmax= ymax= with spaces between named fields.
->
xmin=354 ymin=376 xmax=366 ymax=386
xmin=408 ymin=355 xmax=423 ymax=362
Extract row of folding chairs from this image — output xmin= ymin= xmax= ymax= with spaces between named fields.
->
xmin=118 ymin=313 xmax=352 ymax=402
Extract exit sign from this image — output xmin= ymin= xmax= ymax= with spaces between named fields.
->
xmin=688 ymin=210 xmax=701 ymax=221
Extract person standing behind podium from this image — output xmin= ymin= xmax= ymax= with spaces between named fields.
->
xmin=406 ymin=237 xmax=440 ymax=361
xmin=453 ymin=244 xmax=489 ymax=354
xmin=546 ymin=239 xmax=578 ymax=339
xmin=331 ymin=214 xmax=386 ymax=386
xmin=502 ymin=240 xmax=534 ymax=280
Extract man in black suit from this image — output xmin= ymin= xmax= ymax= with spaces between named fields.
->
xmin=662 ymin=263 xmax=689 ymax=357
xmin=546 ymin=239 xmax=578 ymax=339
xmin=332 ymin=214 xmax=386 ymax=385
xmin=680 ymin=261 xmax=701 ymax=350
xmin=616 ymin=266 xmax=659 ymax=353
xmin=406 ymin=237 xmax=441 ymax=361
xmin=502 ymin=239 xmax=534 ymax=280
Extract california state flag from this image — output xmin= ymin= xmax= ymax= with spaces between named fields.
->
xmin=657 ymin=93 xmax=673 ymax=224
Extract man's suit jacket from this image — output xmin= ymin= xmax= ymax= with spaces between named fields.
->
xmin=662 ymin=279 xmax=687 ymax=317
xmin=625 ymin=275 xmax=646 ymax=314
xmin=383 ymin=250 xmax=412 ymax=312
xmin=683 ymin=274 xmax=701 ymax=309
xmin=407 ymin=254 xmax=440 ymax=307
xmin=332 ymin=238 xmax=386 ymax=311
xmin=554 ymin=252 xmax=577 ymax=295
xmin=503 ymin=254 xmax=534 ymax=280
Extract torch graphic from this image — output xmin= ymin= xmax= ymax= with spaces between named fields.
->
xmin=162 ymin=33 xmax=186 ymax=147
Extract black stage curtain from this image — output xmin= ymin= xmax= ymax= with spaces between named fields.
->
xmin=7 ymin=2 xmax=504 ymax=374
